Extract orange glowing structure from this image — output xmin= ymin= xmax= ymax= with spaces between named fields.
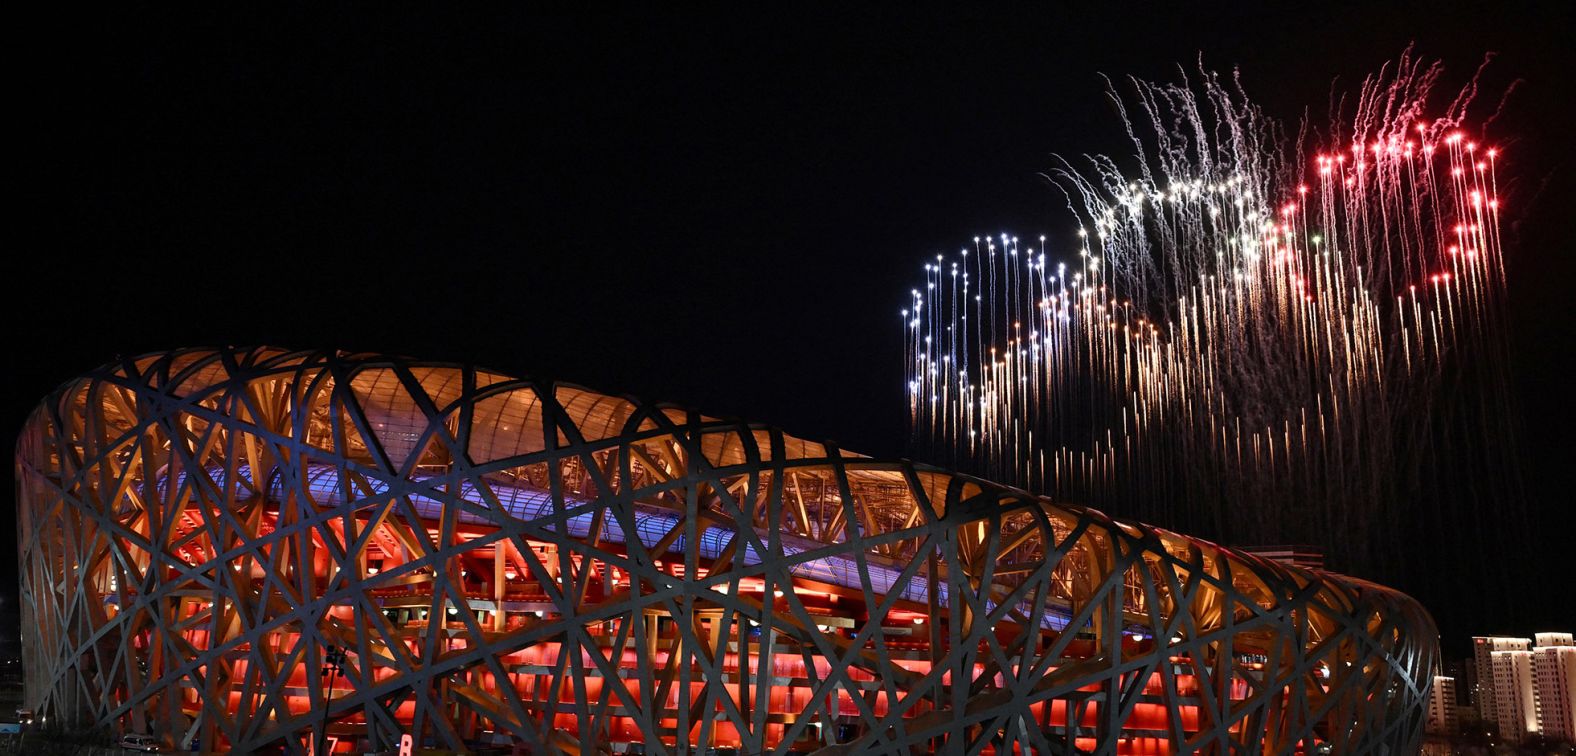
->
xmin=17 ymin=348 xmax=1436 ymax=753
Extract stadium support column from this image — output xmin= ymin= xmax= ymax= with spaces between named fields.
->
xmin=493 ymin=548 xmax=506 ymax=632
xmin=928 ymin=548 xmax=941 ymax=754
xmin=1094 ymin=535 xmax=1121 ymax=744
xmin=736 ymin=604 xmax=750 ymax=740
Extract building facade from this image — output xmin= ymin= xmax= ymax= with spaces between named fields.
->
xmin=1426 ymin=676 xmax=1458 ymax=735
xmin=1533 ymin=645 xmax=1576 ymax=743
xmin=16 ymin=348 xmax=1441 ymax=754
xmin=1493 ymin=650 xmax=1538 ymax=743
xmin=1475 ymin=636 xmax=1532 ymax=724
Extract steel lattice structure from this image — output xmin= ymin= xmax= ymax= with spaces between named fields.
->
xmin=16 ymin=347 xmax=1437 ymax=754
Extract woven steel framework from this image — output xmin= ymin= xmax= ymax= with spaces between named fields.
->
xmin=16 ymin=347 xmax=1436 ymax=754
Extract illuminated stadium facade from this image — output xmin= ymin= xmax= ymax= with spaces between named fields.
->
xmin=16 ymin=347 xmax=1437 ymax=754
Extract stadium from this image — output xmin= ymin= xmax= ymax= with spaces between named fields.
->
xmin=15 ymin=347 xmax=1437 ymax=753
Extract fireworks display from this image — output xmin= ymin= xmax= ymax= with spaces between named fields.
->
xmin=903 ymin=52 xmax=1525 ymax=575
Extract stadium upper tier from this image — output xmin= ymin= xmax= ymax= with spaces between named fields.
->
xmin=16 ymin=347 xmax=1437 ymax=754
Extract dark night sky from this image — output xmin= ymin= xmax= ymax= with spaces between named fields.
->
xmin=7 ymin=4 xmax=1573 ymax=660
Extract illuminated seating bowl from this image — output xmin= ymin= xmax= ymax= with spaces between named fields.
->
xmin=15 ymin=347 xmax=1437 ymax=754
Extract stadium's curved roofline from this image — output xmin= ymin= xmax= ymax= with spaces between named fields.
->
xmin=16 ymin=346 xmax=1437 ymax=754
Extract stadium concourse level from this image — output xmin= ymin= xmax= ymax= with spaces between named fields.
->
xmin=16 ymin=347 xmax=1437 ymax=754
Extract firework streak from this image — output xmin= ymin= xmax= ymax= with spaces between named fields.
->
xmin=904 ymin=54 xmax=1523 ymax=574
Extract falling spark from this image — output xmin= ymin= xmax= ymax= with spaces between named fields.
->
xmin=902 ymin=52 xmax=1523 ymax=575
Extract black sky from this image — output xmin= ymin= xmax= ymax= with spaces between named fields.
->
xmin=8 ymin=4 xmax=1574 ymax=659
